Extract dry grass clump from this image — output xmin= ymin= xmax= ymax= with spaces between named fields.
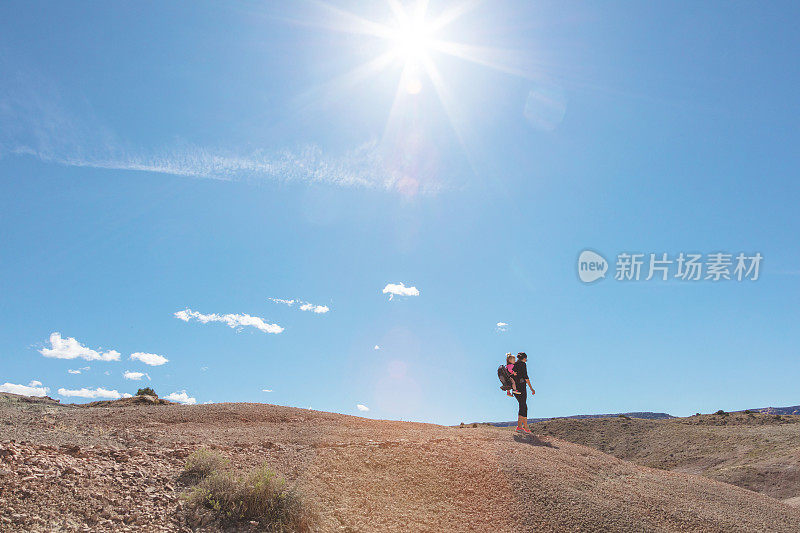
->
xmin=187 ymin=465 xmax=311 ymax=532
xmin=179 ymin=448 xmax=229 ymax=484
xmin=179 ymin=449 xmax=311 ymax=531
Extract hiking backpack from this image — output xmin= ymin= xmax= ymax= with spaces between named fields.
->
xmin=497 ymin=365 xmax=513 ymax=391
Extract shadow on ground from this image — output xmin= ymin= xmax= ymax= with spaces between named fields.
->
xmin=513 ymin=434 xmax=557 ymax=448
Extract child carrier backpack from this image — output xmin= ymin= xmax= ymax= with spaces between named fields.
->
xmin=497 ymin=365 xmax=513 ymax=391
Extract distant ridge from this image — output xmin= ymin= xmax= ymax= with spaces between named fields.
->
xmin=482 ymin=405 xmax=800 ymax=426
xmin=736 ymin=405 xmax=800 ymax=416
xmin=483 ymin=412 xmax=675 ymax=427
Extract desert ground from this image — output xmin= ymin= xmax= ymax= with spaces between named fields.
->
xmin=2 ymin=393 xmax=800 ymax=532
xmin=527 ymin=412 xmax=800 ymax=505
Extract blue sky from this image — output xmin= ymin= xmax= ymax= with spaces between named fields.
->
xmin=1 ymin=1 xmax=798 ymax=424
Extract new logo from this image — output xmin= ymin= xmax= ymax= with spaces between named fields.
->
xmin=578 ymin=250 xmax=608 ymax=283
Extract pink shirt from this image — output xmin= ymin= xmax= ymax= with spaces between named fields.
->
xmin=506 ymin=363 xmax=515 ymax=374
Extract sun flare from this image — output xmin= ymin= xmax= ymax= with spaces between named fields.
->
xmin=389 ymin=16 xmax=434 ymax=65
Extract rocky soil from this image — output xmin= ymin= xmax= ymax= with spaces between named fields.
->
xmin=2 ymin=394 xmax=800 ymax=532
xmin=528 ymin=412 xmax=800 ymax=503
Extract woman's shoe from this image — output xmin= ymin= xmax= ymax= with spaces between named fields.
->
xmin=516 ymin=426 xmax=523 ymax=432
xmin=513 ymin=390 xmax=521 ymax=394
xmin=522 ymin=428 xmax=532 ymax=434
xmin=507 ymin=391 xmax=513 ymax=397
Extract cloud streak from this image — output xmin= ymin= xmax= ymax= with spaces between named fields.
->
xmin=7 ymin=139 xmax=443 ymax=193
xmin=175 ymin=308 xmax=283 ymax=334
xmin=0 ymin=58 xmax=445 ymax=195
xmin=269 ymin=298 xmax=330 ymax=314
xmin=39 ymin=333 xmax=120 ymax=362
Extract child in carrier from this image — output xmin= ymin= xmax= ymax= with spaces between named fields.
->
xmin=499 ymin=353 xmax=521 ymax=396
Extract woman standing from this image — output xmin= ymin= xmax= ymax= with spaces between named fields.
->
xmin=513 ymin=352 xmax=535 ymax=434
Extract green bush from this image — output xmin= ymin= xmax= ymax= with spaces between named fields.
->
xmin=180 ymin=448 xmax=229 ymax=485
xmin=136 ymin=387 xmax=156 ymax=397
xmin=714 ymin=410 xmax=727 ymax=416
xmin=618 ymin=414 xmax=631 ymax=420
xmin=187 ymin=464 xmax=311 ymax=532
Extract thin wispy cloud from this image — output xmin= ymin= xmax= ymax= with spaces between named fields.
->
xmin=0 ymin=380 xmax=49 ymax=397
xmin=382 ymin=282 xmax=420 ymax=300
xmin=165 ymin=390 xmax=196 ymax=405
xmin=67 ymin=369 xmax=81 ymax=375
xmin=39 ymin=332 xmax=120 ymax=362
xmin=6 ymin=136 xmax=442 ymax=194
xmin=175 ymin=308 xmax=284 ymax=334
xmin=58 ymin=387 xmax=129 ymax=400
xmin=262 ymin=389 xmax=273 ymax=393
xmin=269 ymin=297 xmax=330 ymax=314
xmin=130 ymin=352 xmax=169 ymax=366
xmin=374 ymin=345 xmax=380 ymax=350
xmin=496 ymin=322 xmax=509 ymax=332
xmin=123 ymin=370 xmax=150 ymax=381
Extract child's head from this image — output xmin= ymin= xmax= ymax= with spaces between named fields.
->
xmin=506 ymin=353 xmax=515 ymax=364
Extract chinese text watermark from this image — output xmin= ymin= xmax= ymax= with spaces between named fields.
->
xmin=578 ymin=250 xmax=762 ymax=284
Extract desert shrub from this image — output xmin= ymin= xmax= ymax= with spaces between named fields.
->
xmin=136 ymin=387 xmax=157 ymax=397
xmin=471 ymin=423 xmax=478 ymax=428
xmin=180 ymin=448 xmax=229 ymax=484
xmin=187 ymin=464 xmax=311 ymax=532
xmin=714 ymin=410 xmax=727 ymax=416
xmin=744 ymin=410 xmax=753 ymax=414
xmin=618 ymin=414 xmax=631 ymax=420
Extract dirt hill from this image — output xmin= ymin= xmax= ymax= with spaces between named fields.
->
xmin=529 ymin=412 xmax=800 ymax=506
xmin=1 ymin=400 xmax=799 ymax=532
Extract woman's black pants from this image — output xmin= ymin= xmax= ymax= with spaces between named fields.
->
xmin=515 ymin=386 xmax=527 ymax=418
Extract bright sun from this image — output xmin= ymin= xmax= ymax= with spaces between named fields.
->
xmin=306 ymin=1 xmax=527 ymax=153
xmin=390 ymin=17 xmax=434 ymax=65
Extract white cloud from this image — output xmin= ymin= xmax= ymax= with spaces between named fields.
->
xmin=0 ymin=380 xmax=49 ymax=397
xmin=175 ymin=308 xmax=283 ymax=334
xmin=104 ymin=370 xmax=111 ymax=376
xmin=165 ymin=390 xmax=196 ymax=405
xmin=270 ymin=298 xmax=330 ymax=314
xmin=356 ymin=404 xmax=370 ymax=412
xmin=269 ymin=298 xmax=295 ymax=306
xmin=57 ymin=387 xmax=123 ymax=399
xmin=299 ymin=302 xmax=330 ymax=313
xmin=262 ymin=389 xmax=273 ymax=393
xmin=200 ymin=366 xmax=208 ymax=372
xmin=39 ymin=332 xmax=120 ymax=362
xmin=374 ymin=345 xmax=380 ymax=350
xmin=382 ymin=282 xmax=419 ymax=300
xmin=67 ymin=369 xmax=81 ymax=374
xmin=496 ymin=322 xmax=509 ymax=332
xmin=130 ymin=352 xmax=169 ymax=366
xmin=123 ymin=370 xmax=149 ymax=381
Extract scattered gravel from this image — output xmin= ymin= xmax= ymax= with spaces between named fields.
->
xmin=2 ymin=398 xmax=799 ymax=531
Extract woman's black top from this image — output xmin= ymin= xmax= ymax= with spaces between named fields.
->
xmin=512 ymin=360 xmax=529 ymax=383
